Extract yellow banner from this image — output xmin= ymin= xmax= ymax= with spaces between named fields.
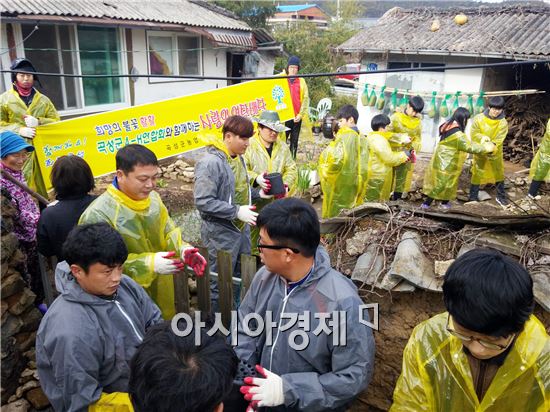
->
xmin=34 ymin=78 xmax=294 ymax=190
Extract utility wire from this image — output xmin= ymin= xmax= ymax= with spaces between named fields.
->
xmin=1 ymin=59 xmax=548 ymax=81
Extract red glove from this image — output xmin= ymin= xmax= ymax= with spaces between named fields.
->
xmin=181 ymin=247 xmax=207 ymax=276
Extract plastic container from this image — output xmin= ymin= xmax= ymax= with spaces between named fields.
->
xmin=265 ymin=172 xmax=285 ymax=196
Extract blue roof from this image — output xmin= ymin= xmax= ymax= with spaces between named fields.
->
xmin=277 ymin=4 xmax=318 ymax=13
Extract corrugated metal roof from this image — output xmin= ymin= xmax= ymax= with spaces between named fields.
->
xmin=336 ymin=5 xmax=550 ymax=59
xmin=277 ymin=5 xmax=317 ymax=13
xmin=0 ymin=0 xmax=252 ymax=31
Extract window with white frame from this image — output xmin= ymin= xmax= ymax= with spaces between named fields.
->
xmin=21 ymin=24 xmax=125 ymax=112
xmin=147 ymin=32 xmax=201 ymax=82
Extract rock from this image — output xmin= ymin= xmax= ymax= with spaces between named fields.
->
xmin=18 ymin=368 xmax=37 ymax=385
xmin=1 ymin=274 xmax=26 ymax=298
xmin=184 ymin=166 xmax=195 ymax=173
xmin=169 ymin=172 xmax=178 ymax=180
xmin=23 ymin=349 xmax=36 ymax=363
xmin=2 ymin=399 xmax=30 ymax=412
xmin=14 ymin=332 xmax=36 ymax=353
xmin=309 ymin=185 xmax=321 ymax=198
xmin=352 ymin=244 xmax=385 ymax=285
xmin=175 ymin=159 xmax=189 ymax=168
xmin=1 ymin=300 xmax=8 ymax=318
xmin=1 ymin=233 xmax=19 ymax=263
xmin=456 ymin=189 xmax=464 ymax=195
xmin=6 ymin=289 xmax=36 ymax=316
xmin=25 ymin=387 xmax=50 ymax=410
xmin=19 ymin=308 xmax=42 ymax=334
xmin=15 ymin=380 xmax=39 ymax=398
xmin=389 ymin=231 xmax=442 ymax=292
xmin=1 ymin=314 xmax=24 ymax=338
xmin=345 ymin=231 xmax=371 ymax=256
xmin=434 ymin=259 xmax=454 ymax=277
xmin=8 ymin=249 xmax=26 ymax=269
xmin=183 ymin=171 xmax=195 ymax=179
xmin=478 ymin=190 xmax=492 ymax=201
xmin=188 ymin=279 xmax=197 ymax=294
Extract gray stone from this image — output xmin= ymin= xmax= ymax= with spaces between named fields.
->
xmin=19 ymin=308 xmax=42 ymax=334
xmin=478 ymin=190 xmax=492 ymax=201
xmin=345 ymin=230 xmax=372 ymax=256
xmin=1 ymin=314 xmax=24 ymax=339
xmin=1 ymin=233 xmax=19 ymax=263
xmin=389 ymin=231 xmax=442 ymax=292
xmin=15 ymin=380 xmax=39 ymax=399
xmin=26 ymin=387 xmax=50 ymax=410
xmin=352 ymin=244 xmax=385 ymax=285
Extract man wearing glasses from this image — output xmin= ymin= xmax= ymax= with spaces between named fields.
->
xmin=236 ymin=198 xmax=375 ymax=411
xmin=391 ymin=248 xmax=550 ymax=411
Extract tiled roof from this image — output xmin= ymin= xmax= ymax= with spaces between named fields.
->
xmin=336 ymin=4 xmax=550 ymax=59
xmin=0 ymin=0 xmax=251 ymax=31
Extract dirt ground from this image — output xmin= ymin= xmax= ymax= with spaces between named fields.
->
xmin=92 ymin=146 xmax=549 ymax=412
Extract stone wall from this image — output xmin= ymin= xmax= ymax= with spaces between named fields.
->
xmin=1 ymin=193 xmax=50 ymax=410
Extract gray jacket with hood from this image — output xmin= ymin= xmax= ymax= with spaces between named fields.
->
xmin=36 ymin=262 xmax=162 ymax=412
xmin=194 ymin=145 xmax=259 ymax=272
xmin=235 ymin=246 xmax=375 ymax=411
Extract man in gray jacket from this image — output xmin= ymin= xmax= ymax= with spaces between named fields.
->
xmin=36 ymin=223 xmax=162 ymax=412
xmin=236 ymin=198 xmax=375 ymax=411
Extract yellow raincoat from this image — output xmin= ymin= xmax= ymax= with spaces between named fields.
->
xmin=530 ymin=118 xmax=550 ymax=183
xmin=364 ymin=131 xmax=409 ymax=201
xmin=318 ymin=127 xmax=369 ymax=218
xmin=470 ymin=112 xmax=508 ymax=185
xmin=424 ymin=130 xmax=493 ymax=201
xmin=391 ymin=312 xmax=550 ymax=412
xmin=89 ymin=392 xmax=133 ymax=412
xmin=244 ymin=130 xmax=297 ymax=254
xmin=389 ymin=111 xmax=422 ymax=193
xmin=79 ymin=185 xmax=185 ymax=319
xmin=0 ymin=87 xmax=60 ymax=196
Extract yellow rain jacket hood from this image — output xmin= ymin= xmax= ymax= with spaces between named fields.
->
xmin=470 ymin=111 xmax=508 ymax=185
xmin=79 ymin=185 xmax=185 ymax=319
xmin=0 ymin=87 xmax=60 ymax=196
xmin=389 ymin=111 xmax=422 ymax=193
xmin=424 ymin=129 xmax=492 ymax=201
xmin=318 ymin=126 xmax=369 ymax=218
xmin=244 ymin=129 xmax=297 ymax=254
xmin=530 ymin=118 xmax=550 ymax=183
xmin=391 ymin=312 xmax=550 ymax=412
xmin=364 ymin=131 xmax=409 ymax=202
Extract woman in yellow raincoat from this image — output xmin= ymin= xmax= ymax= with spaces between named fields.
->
xmin=388 ymin=96 xmax=424 ymax=200
xmin=364 ymin=114 xmax=410 ymax=202
xmin=318 ymin=105 xmax=369 ymax=218
xmin=422 ymin=108 xmax=495 ymax=210
xmin=0 ymin=58 xmax=60 ymax=197
xmin=391 ymin=248 xmax=550 ymax=412
xmin=527 ymin=118 xmax=550 ymax=198
xmin=468 ymin=96 xmax=509 ymax=206
xmin=244 ymin=110 xmax=297 ymax=254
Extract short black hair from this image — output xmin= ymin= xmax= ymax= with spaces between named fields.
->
xmin=371 ymin=114 xmax=391 ymax=131
xmin=336 ymin=105 xmax=359 ymax=124
xmin=408 ymin=95 xmax=425 ymax=113
xmin=488 ymin=96 xmax=505 ymax=109
xmin=50 ymin=155 xmax=95 ymax=199
xmin=222 ymin=115 xmax=254 ymax=139
xmin=129 ymin=321 xmax=238 ymax=412
xmin=257 ymin=198 xmax=320 ymax=257
xmin=63 ymin=223 xmax=128 ymax=272
xmin=443 ymin=248 xmax=534 ymax=337
xmin=116 ymin=144 xmax=158 ymax=174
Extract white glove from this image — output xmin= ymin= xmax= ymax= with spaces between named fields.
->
xmin=479 ymin=135 xmax=491 ymax=144
xmin=153 ymin=251 xmax=184 ymax=274
xmin=259 ymin=189 xmax=273 ymax=199
xmin=19 ymin=127 xmax=36 ymax=139
xmin=255 ymin=172 xmax=271 ymax=191
xmin=237 ymin=205 xmax=258 ymax=226
xmin=241 ymin=366 xmax=284 ymax=408
xmin=24 ymin=115 xmax=39 ymax=127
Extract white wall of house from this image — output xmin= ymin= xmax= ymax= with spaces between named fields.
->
xmin=130 ymin=29 xmax=228 ymax=106
xmin=356 ymin=54 xmax=484 ymax=153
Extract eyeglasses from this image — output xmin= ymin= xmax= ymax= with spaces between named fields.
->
xmin=446 ymin=315 xmax=515 ymax=351
xmin=257 ymin=239 xmax=300 ymax=254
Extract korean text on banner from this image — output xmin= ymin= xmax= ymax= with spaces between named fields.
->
xmin=33 ymin=79 xmax=294 ymax=190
